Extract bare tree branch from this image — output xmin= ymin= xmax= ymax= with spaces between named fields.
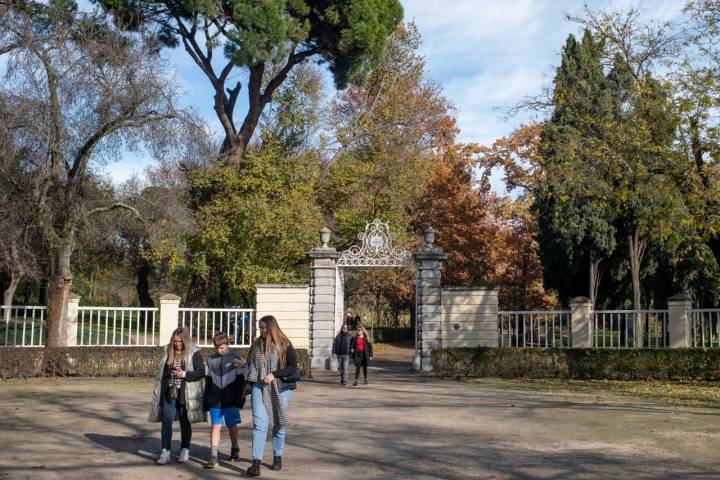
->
xmin=85 ymin=202 xmax=141 ymax=218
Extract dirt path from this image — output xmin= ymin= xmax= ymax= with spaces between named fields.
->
xmin=0 ymin=346 xmax=719 ymax=479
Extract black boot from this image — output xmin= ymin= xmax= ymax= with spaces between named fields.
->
xmin=229 ymin=446 xmax=240 ymax=462
xmin=271 ymin=455 xmax=282 ymax=470
xmin=247 ymin=459 xmax=261 ymax=477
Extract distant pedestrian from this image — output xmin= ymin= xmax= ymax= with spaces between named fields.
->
xmin=346 ymin=312 xmax=354 ymax=329
xmin=350 ymin=326 xmax=373 ymax=386
xmin=354 ymin=314 xmax=361 ymax=329
xmin=149 ymin=327 xmax=206 ymax=465
xmin=245 ymin=315 xmax=299 ymax=477
xmin=332 ymin=324 xmax=353 ymax=386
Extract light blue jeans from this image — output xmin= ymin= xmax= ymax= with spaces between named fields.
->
xmin=251 ymin=383 xmax=292 ymax=460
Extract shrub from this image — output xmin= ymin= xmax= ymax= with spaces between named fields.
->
xmin=0 ymin=347 xmax=311 ymax=380
xmin=432 ymin=348 xmax=720 ymax=381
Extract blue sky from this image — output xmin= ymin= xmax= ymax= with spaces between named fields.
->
xmin=102 ymin=0 xmax=687 ymax=184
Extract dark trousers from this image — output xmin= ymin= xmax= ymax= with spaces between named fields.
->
xmin=355 ymin=357 xmax=368 ymax=380
xmin=338 ymin=354 xmax=350 ymax=384
xmin=161 ymin=396 xmax=191 ymax=450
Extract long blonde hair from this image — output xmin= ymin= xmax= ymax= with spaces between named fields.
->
xmin=250 ymin=315 xmax=291 ymax=366
xmin=166 ymin=327 xmax=192 ymax=366
xmin=356 ymin=326 xmax=369 ymax=339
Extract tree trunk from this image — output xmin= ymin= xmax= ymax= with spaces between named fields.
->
xmin=46 ymin=243 xmax=74 ymax=347
xmin=589 ymin=255 xmax=603 ymax=309
xmin=185 ymin=273 xmax=209 ymax=307
xmin=3 ymin=272 xmax=19 ymax=307
xmin=136 ymin=260 xmax=154 ymax=308
xmin=38 ymin=283 xmax=47 ymax=306
xmin=628 ymin=231 xmax=647 ymax=348
xmin=219 ymin=279 xmax=229 ymax=308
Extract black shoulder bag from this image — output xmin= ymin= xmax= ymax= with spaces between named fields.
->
xmin=277 ymin=368 xmax=301 ymax=392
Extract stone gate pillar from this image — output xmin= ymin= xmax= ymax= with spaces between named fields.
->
xmin=308 ymin=227 xmax=339 ymax=370
xmin=412 ymin=227 xmax=448 ymax=372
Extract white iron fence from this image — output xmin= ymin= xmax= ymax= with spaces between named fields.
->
xmin=1 ymin=306 xmax=46 ymax=347
xmin=592 ymin=310 xmax=668 ymax=348
xmin=77 ymin=307 xmax=159 ymax=346
xmin=1 ymin=305 xmax=255 ymax=347
xmin=689 ymin=309 xmax=720 ymax=348
xmin=498 ymin=311 xmax=572 ymax=348
xmin=179 ymin=308 xmax=255 ymax=347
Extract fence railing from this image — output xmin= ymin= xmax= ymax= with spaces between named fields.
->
xmin=179 ymin=308 xmax=255 ymax=347
xmin=498 ymin=311 xmax=572 ymax=348
xmin=689 ymin=309 xmax=720 ymax=348
xmin=77 ymin=307 xmax=159 ymax=346
xmin=1 ymin=306 xmax=47 ymax=347
xmin=592 ymin=310 xmax=668 ymax=348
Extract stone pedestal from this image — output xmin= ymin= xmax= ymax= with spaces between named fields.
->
xmin=667 ymin=294 xmax=692 ymax=348
xmin=308 ymin=245 xmax=339 ymax=370
xmin=570 ymin=297 xmax=593 ymax=348
xmin=158 ymin=294 xmax=181 ymax=346
xmin=59 ymin=293 xmax=80 ymax=346
xmin=412 ymin=240 xmax=448 ymax=372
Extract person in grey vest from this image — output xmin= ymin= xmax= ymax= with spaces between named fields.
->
xmin=332 ymin=324 xmax=352 ymax=386
xmin=148 ymin=327 xmax=206 ymax=465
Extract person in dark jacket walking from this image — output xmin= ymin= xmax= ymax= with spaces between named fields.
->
xmin=332 ymin=324 xmax=352 ymax=385
xmin=203 ymin=332 xmax=246 ymax=469
xmin=350 ymin=326 xmax=373 ymax=386
xmin=245 ymin=315 xmax=299 ymax=477
xmin=148 ymin=327 xmax=206 ymax=465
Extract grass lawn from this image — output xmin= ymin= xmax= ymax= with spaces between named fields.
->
xmin=468 ymin=377 xmax=720 ymax=408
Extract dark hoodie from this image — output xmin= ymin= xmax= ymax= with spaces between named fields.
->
xmin=204 ymin=351 xmax=246 ymax=410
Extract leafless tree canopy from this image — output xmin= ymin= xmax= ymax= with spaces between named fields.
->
xmin=0 ymin=2 xmax=185 ymax=344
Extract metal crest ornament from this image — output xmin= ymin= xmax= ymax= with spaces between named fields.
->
xmin=337 ymin=219 xmax=412 ymax=267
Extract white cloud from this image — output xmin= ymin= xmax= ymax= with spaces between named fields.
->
xmin=402 ymin=0 xmax=686 ymax=149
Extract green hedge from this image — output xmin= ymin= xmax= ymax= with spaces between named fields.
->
xmin=371 ymin=327 xmax=413 ymax=343
xmin=0 ymin=347 xmax=311 ymax=380
xmin=432 ymin=347 xmax=720 ymax=381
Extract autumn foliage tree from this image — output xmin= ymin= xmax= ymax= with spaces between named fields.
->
xmin=419 ymin=138 xmax=554 ymax=310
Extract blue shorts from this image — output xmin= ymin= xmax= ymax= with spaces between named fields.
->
xmin=209 ymin=407 xmax=241 ymax=428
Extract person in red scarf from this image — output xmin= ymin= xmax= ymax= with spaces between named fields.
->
xmin=349 ymin=326 xmax=373 ymax=386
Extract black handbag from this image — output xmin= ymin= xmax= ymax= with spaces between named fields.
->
xmin=276 ymin=368 xmax=301 ymax=392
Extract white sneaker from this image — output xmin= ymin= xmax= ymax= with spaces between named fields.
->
xmin=178 ymin=448 xmax=190 ymax=463
xmin=156 ymin=449 xmax=171 ymax=465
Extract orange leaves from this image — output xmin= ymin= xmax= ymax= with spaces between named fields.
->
xmin=416 ymin=129 xmax=556 ymax=310
xmin=476 ymin=123 xmax=543 ymax=194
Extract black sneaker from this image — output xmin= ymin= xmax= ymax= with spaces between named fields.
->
xmin=203 ymin=455 xmax=218 ymax=469
xmin=363 ymin=379 xmax=368 ymax=385
xmin=352 ymin=381 xmax=358 ymax=386
xmin=229 ymin=447 xmax=240 ymax=462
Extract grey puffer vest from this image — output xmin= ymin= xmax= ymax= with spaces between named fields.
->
xmin=148 ymin=345 xmax=206 ymax=423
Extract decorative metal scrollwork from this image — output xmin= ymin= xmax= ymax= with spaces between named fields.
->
xmin=337 ymin=219 xmax=412 ymax=267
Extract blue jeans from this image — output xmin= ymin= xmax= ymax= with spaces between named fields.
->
xmin=161 ymin=396 xmax=191 ymax=450
xmin=251 ymin=383 xmax=292 ymax=460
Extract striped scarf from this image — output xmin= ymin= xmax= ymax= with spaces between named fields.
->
xmin=246 ymin=343 xmax=288 ymax=428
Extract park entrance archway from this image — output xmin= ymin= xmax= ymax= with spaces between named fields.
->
xmin=308 ymin=219 xmax=447 ymax=372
